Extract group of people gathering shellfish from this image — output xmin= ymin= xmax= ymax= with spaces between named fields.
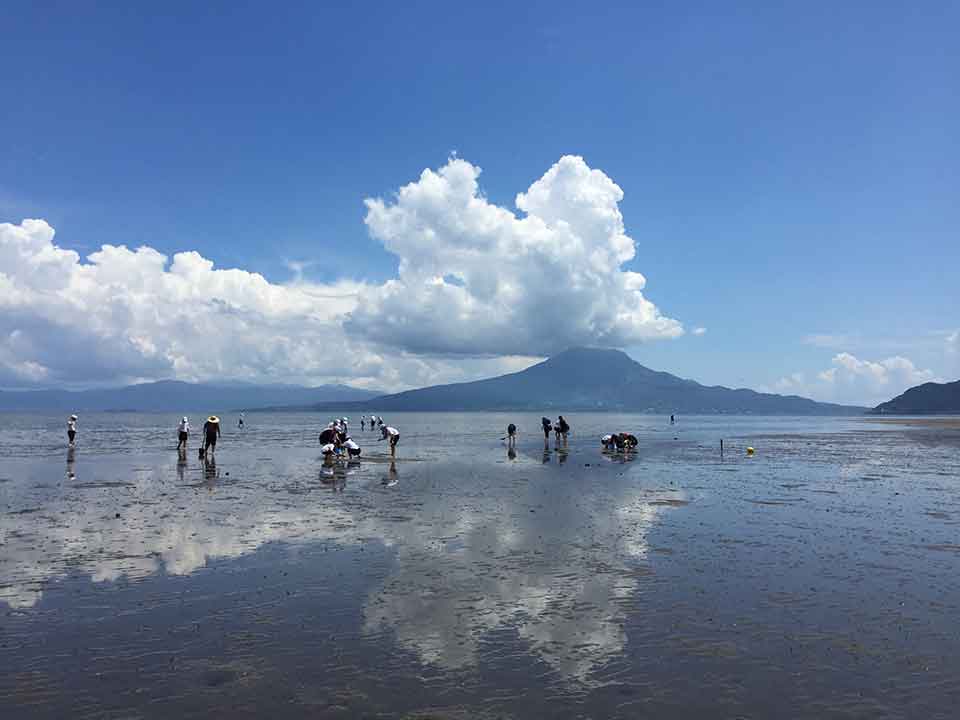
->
xmin=319 ymin=415 xmax=400 ymax=458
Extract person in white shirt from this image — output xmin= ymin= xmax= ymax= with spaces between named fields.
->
xmin=344 ymin=438 xmax=361 ymax=458
xmin=380 ymin=425 xmax=400 ymax=456
xmin=177 ymin=417 xmax=190 ymax=451
xmin=67 ymin=415 xmax=78 ymax=446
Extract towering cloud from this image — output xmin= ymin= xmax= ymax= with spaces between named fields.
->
xmin=0 ymin=156 xmax=681 ymax=388
xmin=349 ymin=155 xmax=682 ymax=356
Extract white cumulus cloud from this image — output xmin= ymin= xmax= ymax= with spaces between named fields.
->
xmin=947 ymin=330 xmax=959 ymax=354
xmin=0 ymin=218 xmax=539 ymax=389
xmin=773 ymin=352 xmax=941 ymax=406
xmin=0 ymin=156 xmax=682 ymax=389
xmin=347 ymin=155 xmax=682 ymax=356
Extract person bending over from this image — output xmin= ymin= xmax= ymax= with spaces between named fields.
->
xmin=380 ymin=425 xmax=400 ymax=457
xmin=541 ymin=417 xmax=552 ymax=441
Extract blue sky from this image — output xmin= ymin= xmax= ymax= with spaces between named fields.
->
xmin=2 ymin=1 xmax=958 ymax=404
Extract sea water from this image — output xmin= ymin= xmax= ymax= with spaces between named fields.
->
xmin=1 ymin=412 xmax=959 ymax=718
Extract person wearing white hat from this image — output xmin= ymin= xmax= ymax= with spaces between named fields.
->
xmin=177 ymin=416 xmax=190 ymax=451
xmin=380 ymin=425 xmax=400 ymax=457
xmin=202 ymin=415 xmax=221 ymax=456
xmin=67 ymin=414 xmax=78 ymax=446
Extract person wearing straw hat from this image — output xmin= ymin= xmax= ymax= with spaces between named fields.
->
xmin=202 ymin=415 xmax=221 ymax=456
xmin=67 ymin=414 xmax=78 ymax=446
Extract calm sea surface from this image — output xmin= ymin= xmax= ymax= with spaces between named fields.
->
xmin=1 ymin=412 xmax=959 ymax=718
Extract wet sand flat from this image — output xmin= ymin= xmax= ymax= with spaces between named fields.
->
xmin=860 ymin=416 xmax=960 ymax=428
xmin=2 ymin=412 xmax=960 ymax=719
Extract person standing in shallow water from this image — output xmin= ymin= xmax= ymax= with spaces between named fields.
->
xmin=203 ymin=416 xmax=221 ymax=456
xmin=506 ymin=423 xmax=517 ymax=447
xmin=541 ymin=417 xmax=552 ymax=443
xmin=177 ymin=416 xmax=190 ymax=452
xmin=558 ymin=415 xmax=570 ymax=445
xmin=67 ymin=414 xmax=78 ymax=446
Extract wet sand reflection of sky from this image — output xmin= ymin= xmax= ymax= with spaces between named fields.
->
xmin=2 ymin=413 xmax=960 ymax=717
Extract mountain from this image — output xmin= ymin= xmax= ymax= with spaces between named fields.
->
xmin=871 ymin=380 xmax=960 ymax=415
xmin=309 ymin=347 xmax=863 ymax=414
xmin=0 ymin=381 xmax=382 ymax=413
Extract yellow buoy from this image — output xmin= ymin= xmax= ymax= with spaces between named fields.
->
xmin=746 ymin=447 xmax=755 ymax=456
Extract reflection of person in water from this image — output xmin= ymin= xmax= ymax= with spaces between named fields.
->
xmin=66 ymin=447 xmax=76 ymax=480
xmin=203 ymin=456 xmax=218 ymax=489
xmin=176 ymin=454 xmax=187 ymax=484
xmin=381 ymin=459 xmax=398 ymax=487
xmin=507 ymin=445 xmax=517 ymax=460
xmin=558 ymin=447 xmax=568 ymax=464
xmin=542 ymin=446 xmax=551 ymax=464
xmin=320 ymin=457 xmax=338 ymax=488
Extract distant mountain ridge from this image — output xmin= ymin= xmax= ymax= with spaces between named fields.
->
xmin=871 ymin=380 xmax=960 ymax=415
xmin=0 ymin=381 xmax=381 ymax=412
xmin=306 ymin=347 xmax=864 ymax=414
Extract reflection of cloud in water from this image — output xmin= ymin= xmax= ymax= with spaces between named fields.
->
xmin=364 ymin=493 xmax=664 ymax=681
xmin=1 ymin=452 xmax=675 ymax=682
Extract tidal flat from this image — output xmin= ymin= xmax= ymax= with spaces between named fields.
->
xmin=2 ymin=412 xmax=959 ymax=719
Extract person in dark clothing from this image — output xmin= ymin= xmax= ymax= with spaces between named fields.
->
xmin=541 ymin=417 xmax=553 ymax=441
xmin=67 ymin=414 xmax=78 ymax=446
xmin=558 ymin=415 xmax=570 ymax=444
xmin=619 ymin=433 xmax=638 ymax=450
xmin=202 ymin=416 xmax=221 ymax=456
xmin=506 ymin=423 xmax=517 ymax=447
xmin=319 ymin=426 xmax=337 ymax=445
